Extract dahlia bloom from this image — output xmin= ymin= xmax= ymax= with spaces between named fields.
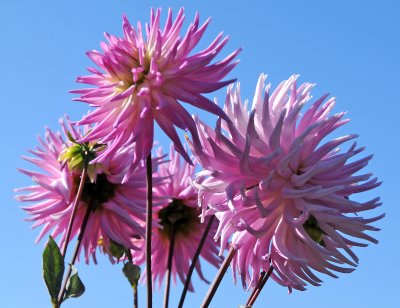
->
xmin=190 ymin=74 xmax=383 ymax=292
xmin=15 ymin=116 xmax=163 ymax=263
xmin=72 ymin=8 xmax=241 ymax=181
xmin=131 ymin=146 xmax=220 ymax=291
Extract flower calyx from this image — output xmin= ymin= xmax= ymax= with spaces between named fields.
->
xmin=59 ymin=132 xmax=105 ymax=182
xmin=303 ymin=215 xmax=326 ymax=247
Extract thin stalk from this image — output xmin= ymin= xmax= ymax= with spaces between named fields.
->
xmin=61 ymin=166 xmax=88 ymax=258
xmin=245 ymin=271 xmax=266 ymax=306
xmin=201 ymin=246 xmax=236 ymax=308
xmin=178 ymin=215 xmax=215 ymax=308
xmin=125 ymin=250 xmax=138 ymax=308
xmin=163 ymin=226 xmax=176 ymax=308
xmin=247 ymin=266 xmax=274 ymax=306
xmin=58 ymin=205 xmax=92 ymax=303
xmin=145 ymin=154 xmax=153 ymax=308
xmin=134 ymin=286 xmax=138 ymax=308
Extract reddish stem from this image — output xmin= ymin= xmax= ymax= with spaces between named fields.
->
xmin=58 ymin=204 xmax=92 ymax=303
xmin=201 ymin=246 xmax=236 ymax=308
xmin=245 ymin=271 xmax=266 ymax=306
xmin=145 ymin=154 xmax=153 ymax=308
xmin=247 ymin=266 xmax=274 ymax=306
xmin=178 ymin=215 xmax=215 ymax=308
xmin=163 ymin=226 xmax=176 ymax=308
xmin=61 ymin=166 xmax=87 ymax=258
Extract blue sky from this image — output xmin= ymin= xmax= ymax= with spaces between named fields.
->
xmin=1 ymin=0 xmax=399 ymax=307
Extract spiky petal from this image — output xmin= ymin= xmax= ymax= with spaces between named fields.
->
xmin=73 ymin=8 xmax=241 ymax=182
xmin=15 ymin=116 xmax=163 ymax=263
xmin=131 ymin=146 xmax=221 ymax=291
xmin=190 ymin=74 xmax=383 ymax=292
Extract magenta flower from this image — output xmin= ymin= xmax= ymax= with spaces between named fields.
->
xmin=190 ymin=74 xmax=383 ymax=292
xmin=72 ymin=8 xmax=241 ymax=181
xmin=15 ymin=117 xmax=162 ymax=263
xmin=131 ymin=146 xmax=220 ymax=291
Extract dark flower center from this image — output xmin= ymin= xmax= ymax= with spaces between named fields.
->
xmin=303 ymin=215 xmax=326 ymax=247
xmin=158 ymin=199 xmax=199 ymax=238
xmin=75 ymin=173 xmax=118 ymax=211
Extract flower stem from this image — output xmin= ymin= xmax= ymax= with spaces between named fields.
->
xmin=134 ymin=286 xmax=138 ymax=308
xmin=245 ymin=271 xmax=266 ymax=306
xmin=145 ymin=154 xmax=153 ymax=308
xmin=163 ymin=226 xmax=176 ymax=308
xmin=58 ymin=204 xmax=92 ymax=303
xmin=52 ymin=301 xmax=60 ymax=308
xmin=201 ymin=246 xmax=236 ymax=308
xmin=125 ymin=250 xmax=138 ymax=308
xmin=61 ymin=166 xmax=88 ymax=258
xmin=247 ymin=266 xmax=274 ymax=306
xmin=178 ymin=215 xmax=215 ymax=308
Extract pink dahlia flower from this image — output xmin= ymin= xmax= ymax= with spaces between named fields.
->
xmin=190 ymin=74 xmax=383 ymax=292
xmin=72 ymin=8 xmax=241 ymax=181
xmin=15 ymin=117 xmax=163 ymax=263
xmin=131 ymin=146 xmax=220 ymax=291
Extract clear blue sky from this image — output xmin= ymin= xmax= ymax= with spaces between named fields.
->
xmin=1 ymin=0 xmax=399 ymax=307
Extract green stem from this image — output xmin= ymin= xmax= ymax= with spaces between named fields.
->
xmin=52 ymin=300 xmax=60 ymax=308
xmin=125 ymin=249 xmax=138 ymax=308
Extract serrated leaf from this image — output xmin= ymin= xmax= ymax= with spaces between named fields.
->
xmin=122 ymin=262 xmax=141 ymax=288
xmin=43 ymin=236 xmax=65 ymax=303
xmin=64 ymin=265 xmax=85 ymax=301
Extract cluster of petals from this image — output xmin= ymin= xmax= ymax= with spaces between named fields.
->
xmin=190 ymin=74 xmax=383 ymax=291
xmin=15 ymin=116 xmax=163 ymax=263
xmin=131 ymin=146 xmax=220 ymax=291
xmin=72 ymin=7 xmax=241 ymax=182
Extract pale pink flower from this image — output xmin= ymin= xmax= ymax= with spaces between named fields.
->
xmin=15 ymin=117 xmax=162 ymax=263
xmin=72 ymin=8 xmax=241 ymax=181
xmin=190 ymin=74 xmax=383 ymax=292
xmin=131 ymin=146 xmax=220 ymax=291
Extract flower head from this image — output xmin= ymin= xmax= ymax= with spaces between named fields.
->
xmin=131 ymin=146 xmax=220 ymax=291
xmin=72 ymin=8 xmax=241 ymax=182
xmin=191 ymin=74 xmax=383 ymax=292
xmin=15 ymin=116 xmax=163 ymax=263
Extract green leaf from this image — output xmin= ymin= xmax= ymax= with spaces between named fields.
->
xmin=122 ymin=262 xmax=141 ymax=288
xmin=64 ymin=265 xmax=85 ymax=301
xmin=43 ymin=236 xmax=65 ymax=303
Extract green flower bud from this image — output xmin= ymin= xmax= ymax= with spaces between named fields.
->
xmin=58 ymin=132 xmax=105 ymax=182
xmin=109 ymin=240 xmax=126 ymax=260
xmin=303 ymin=215 xmax=326 ymax=247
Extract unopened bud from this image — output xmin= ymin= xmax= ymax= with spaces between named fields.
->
xmin=303 ymin=215 xmax=326 ymax=247
xmin=59 ymin=133 xmax=105 ymax=182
